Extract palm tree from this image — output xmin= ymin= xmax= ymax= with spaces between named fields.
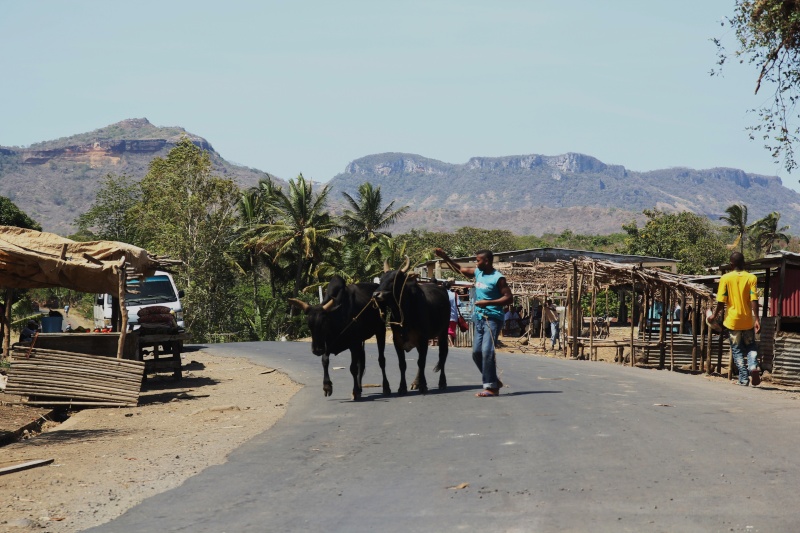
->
xmin=245 ymin=174 xmax=340 ymax=297
xmin=340 ymin=182 xmax=409 ymax=244
xmin=719 ymin=203 xmax=749 ymax=252
xmin=751 ymin=211 xmax=790 ymax=255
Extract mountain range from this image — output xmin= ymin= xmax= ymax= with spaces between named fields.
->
xmin=328 ymin=153 xmax=799 ymax=235
xmin=1 ymin=119 xmax=797 ymax=237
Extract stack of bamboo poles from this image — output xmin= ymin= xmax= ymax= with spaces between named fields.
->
xmin=6 ymin=347 xmax=145 ymax=407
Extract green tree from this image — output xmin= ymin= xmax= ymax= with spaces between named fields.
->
xmin=623 ymin=209 xmax=729 ymax=274
xmin=74 ymin=173 xmax=141 ymax=243
xmin=340 ymin=182 xmax=409 ymax=243
xmin=719 ymin=203 xmax=750 ymax=253
xmin=245 ymin=173 xmax=339 ymax=297
xmin=234 ymin=177 xmax=300 ymax=340
xmin=751 ymin=211 xmax=790 ymax=254
xmin=714 ymin=1 xmax=800 ymax=172
xmin=0 ymin=196 xmax=40 ymax=230
xmin=135 ymin=138 xmax=242 ymax=341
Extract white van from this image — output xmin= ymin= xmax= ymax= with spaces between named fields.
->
xmin=94 ymin=270 xmax=185 ymax=330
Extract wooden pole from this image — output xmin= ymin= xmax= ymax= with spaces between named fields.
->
xmin=763 ymin=267 xmax=771 ymax=320
xmin=706 ymin=301 xmax=714 ymax=375
xmin=700 ymin=300 xmax=707 ymax=373
xmin=659 ymin=285 xmax=667 ymax=369
xmin=679 ymin=291 xmax=686 ymax=334
xmin=667 ymin=293 xmax=675 ymax=372
xmin=572 ymin=260 xmax=579 ymax=359
xmin=691 ymin=294 xmax=698 ymax=372
xmin=777 ymin=256 xmax=787 ymax=334
xmin=541 ymin=287 xmax=548 ymax=350
xmin=116 ymin=263 xmax=128 ymax=360
xmin=643 ymin=289 xmax=651 ymax=364
xmin=629 ymin=270 xmax=635 ymax=366
xmin=590 ymin=262 xmax=596 ymax=361
xmin=3 ymin=288 xmax=12 ymax=359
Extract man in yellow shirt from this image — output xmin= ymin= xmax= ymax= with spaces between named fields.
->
xmin=710 ymin=251 xmax=761 ymax=386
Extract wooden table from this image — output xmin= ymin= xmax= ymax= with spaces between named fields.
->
xmin=137 ymin=332 xmax=189 ymax=380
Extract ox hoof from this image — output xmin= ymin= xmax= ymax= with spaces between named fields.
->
xmin=439 ymin=380 xmax=448 ymax=390
xmin=323 ymin=384 xmax=333 ymax=397
xmin=397 ymin=387 xmax=408 ymax=396
xmin=433 ymin=362 xmax=442 ymax=373
xmin=410 ymin=380 xmax=419 ymax=391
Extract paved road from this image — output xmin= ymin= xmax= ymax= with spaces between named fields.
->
xmin=88 ymin=341 xmax=800 ymax=532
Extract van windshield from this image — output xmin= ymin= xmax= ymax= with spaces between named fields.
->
xmin=126 ymin=275 xmax=177 ymax=305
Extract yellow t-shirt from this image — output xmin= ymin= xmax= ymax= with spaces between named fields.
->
xmin=716 ymin=270 xmax=758 ymax=331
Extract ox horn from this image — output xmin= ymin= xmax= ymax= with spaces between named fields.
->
xmin=288 ymin=298 xmax=310 ymax=314
xmin=399 ymin=255 xmax=411 ymax=273
xmin=384 ymin=259 xmax=391 ymax=273
xmin=321 ymin=299 xmax=335 ymax=312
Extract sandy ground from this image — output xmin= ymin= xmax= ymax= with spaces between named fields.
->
xmin=0 ymin=349 xmax=301 ymax=532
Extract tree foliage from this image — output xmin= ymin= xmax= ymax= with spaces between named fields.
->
xmin=340 ymin=182 xmax=408 ymax=244
xmin=135 ymin=138 xmax=242 ymax=341
xmin=515 ymin=230 xmax=627 ymax=252
xmin=751 ymin=210 xmax=790 ymax=254
xmin=714 ymin=0 xmax=800 ymax=172
xmin=398 ymin=227 xmax=517 ymax=266
xmin=74 ymin=173 xmax=141 ymax=243
xmin=623 ymin=210 xmax=729 ymax=274
xmin=0 ymin=196 xmax=40 ymax=230
xmin=719 ymin=203 xmax=750 ymax=252
xmin=241 ymin=174 xmax=339 ymax=297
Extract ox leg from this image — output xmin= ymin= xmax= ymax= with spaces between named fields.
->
xmin=376 ymin=327 xmax=391 ymax=395
xmin=432 ymin=332 xmax=449 ymax=390
xmin=350 ymin=345 xmax=365 ymax=401
xmin=413 ymin=344 xmax=429 ymax=394
xmin=393 ymin=336 xmax=408 ymax=396
xmin=321 ymin=353 xmax=333 ymax=397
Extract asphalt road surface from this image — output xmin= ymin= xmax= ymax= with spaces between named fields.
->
xmin=88 ymin=341 xmax=800 ymax=532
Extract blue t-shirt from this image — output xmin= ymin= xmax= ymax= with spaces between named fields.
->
xmin=474 ymin=268 xmax=505 ymax=322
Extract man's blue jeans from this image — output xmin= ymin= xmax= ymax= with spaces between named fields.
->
xmin=729 ymin=329 xmax=758 ymax=385
xmin=473 ymin=317 xmax=502 ymax=389
xmin=550 ymin=321 xmax=560 ymax=348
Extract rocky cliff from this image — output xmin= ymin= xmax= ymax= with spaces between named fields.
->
xmin=327 ymin=152 xmax=797 ymax=235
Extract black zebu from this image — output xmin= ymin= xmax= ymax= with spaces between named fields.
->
xmin=289 ymin=275 xmax=390 ymax=400
xmin=373 ymin=258 xmax=450 ymax=394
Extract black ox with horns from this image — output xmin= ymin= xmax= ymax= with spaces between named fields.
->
xmin=289 ymin=275 xmax=391 ymax=400
xmin=373 ymin=257 xmax=450 ymax=394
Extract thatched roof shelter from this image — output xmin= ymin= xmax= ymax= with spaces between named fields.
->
xmin=0 ymin=226 xmax=180 ymax=358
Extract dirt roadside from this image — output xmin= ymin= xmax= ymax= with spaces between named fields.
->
xmin=0 ymin=349 xmax=302 ymax=532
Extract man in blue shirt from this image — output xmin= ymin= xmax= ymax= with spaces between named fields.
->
xmin=435 ymin=248 xmax=513 ymax=396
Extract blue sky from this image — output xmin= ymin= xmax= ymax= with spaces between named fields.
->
xmin=1 ymin=1 xmax=795 ymax=191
